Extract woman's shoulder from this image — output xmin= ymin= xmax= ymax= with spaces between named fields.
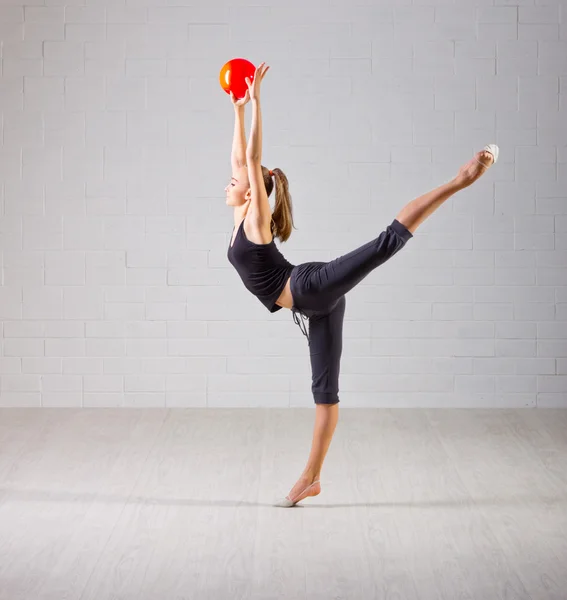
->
xmin=242 ymin=214 xmax=274 ymax=245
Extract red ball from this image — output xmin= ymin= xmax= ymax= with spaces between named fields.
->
xmin=219 ymin=58 xmax=256 ymax=100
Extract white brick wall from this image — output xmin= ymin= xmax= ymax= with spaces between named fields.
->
xmin=0 ymin=0 xmax=566 ymax=408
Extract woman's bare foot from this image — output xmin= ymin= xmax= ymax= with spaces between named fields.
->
xmin=455 ymin=147 xmax=496 ymax=188
xmin=285 ymin=475 xmax=321 ymax=505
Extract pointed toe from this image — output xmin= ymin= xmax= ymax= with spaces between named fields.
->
xmin=273 ymin=496 xmax=295 ymax=508
xmin=484 ymin=143 xmax=499 ymax=164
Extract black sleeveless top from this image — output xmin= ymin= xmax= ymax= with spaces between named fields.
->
xmin=227 ymin=219 xmax=295 ymax=313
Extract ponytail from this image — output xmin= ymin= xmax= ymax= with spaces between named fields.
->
xmin=262 ymin=166 xmax=294 ymax=242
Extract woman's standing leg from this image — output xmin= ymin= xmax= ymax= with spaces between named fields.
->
xmin=304 ymin=404 xmax=340 ymax=480
xmin=276 ymin=296 xmax=346 ymax=506
xmin=301 ymin=295 xmax=346 ymax=480
xmin=279 ymin=404 xmax=339 ymax=505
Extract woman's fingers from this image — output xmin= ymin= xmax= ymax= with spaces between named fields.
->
xmin=257 ymin=62 xmax=269 ymax=78
xmin=243 ymin=63 xmax=269 ymax=96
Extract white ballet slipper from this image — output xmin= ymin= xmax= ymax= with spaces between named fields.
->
xmin=475 ymin=143 xmax=499 ymax=167
xmin=273 ymin=479 xmax=321 ymax=508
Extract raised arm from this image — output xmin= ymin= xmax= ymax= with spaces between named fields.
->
xmin=246 ymin=97 xmax=262 ymax=162
xmin=230 ymin=90 xmax=249 ymax=171
xmin=245 ymin=63 xmax=269 ymax=162
xmin=245 ymin=63 xmax=272 ymax=223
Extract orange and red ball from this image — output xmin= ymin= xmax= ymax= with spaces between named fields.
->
xmin=219 ymin=58 xmax=256 ymax=99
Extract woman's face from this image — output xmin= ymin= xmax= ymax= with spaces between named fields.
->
xmin=225 ymin=165 xmax=251 ymax=207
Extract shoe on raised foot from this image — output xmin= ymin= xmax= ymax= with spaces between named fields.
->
xmin=475 ymin=143 xmax=499 ymax=167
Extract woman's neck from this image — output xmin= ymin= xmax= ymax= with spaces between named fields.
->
xmin=233 ymin=204 xmax=249 ymax=224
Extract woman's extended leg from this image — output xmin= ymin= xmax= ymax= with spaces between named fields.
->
xmin=396 ymin=146 xmax=496 ymax=233
xmin=290 ymin=147 xmax=497 ymax=315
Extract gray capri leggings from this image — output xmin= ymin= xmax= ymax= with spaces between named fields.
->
xmin=290 ymin=219 xmax=413 ymax=405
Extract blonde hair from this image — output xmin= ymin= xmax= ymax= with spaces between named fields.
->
xmin=261 ymin=166 xmax=294 ymax=242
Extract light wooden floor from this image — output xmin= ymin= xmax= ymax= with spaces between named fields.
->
xmin=0 ymin=408 xmax=566 ymax=600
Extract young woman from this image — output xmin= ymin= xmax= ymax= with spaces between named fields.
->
xmin=225 ymin=62 xmax=499 ymax=507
